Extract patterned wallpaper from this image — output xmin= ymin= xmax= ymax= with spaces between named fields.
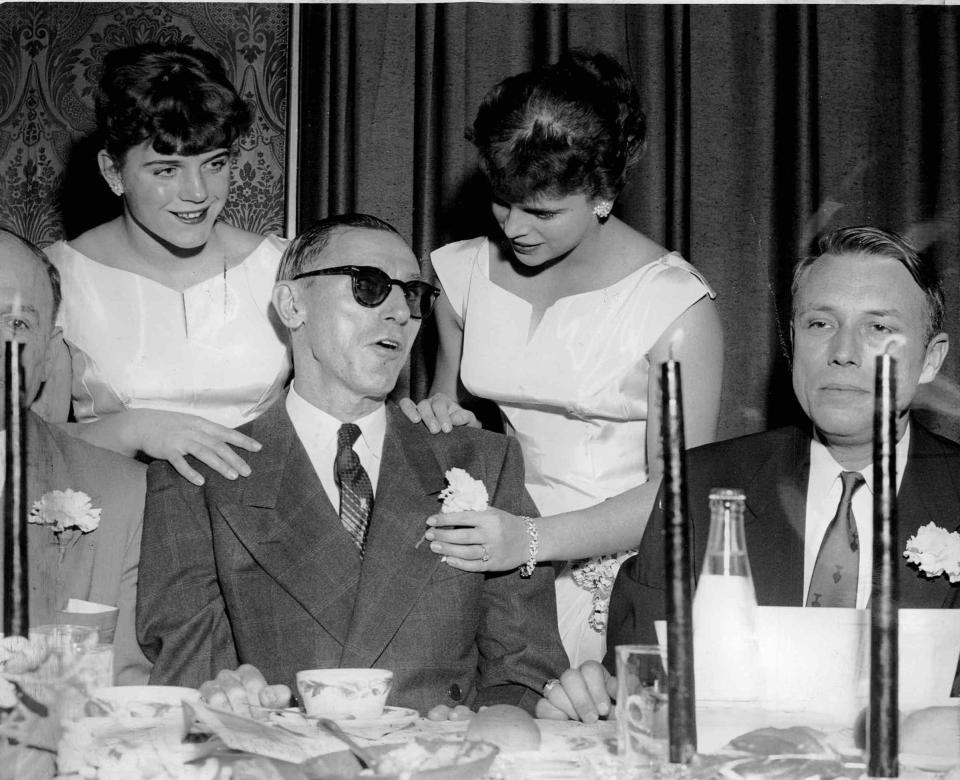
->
xmin=0 ymin=2 xmax=290 ymax=247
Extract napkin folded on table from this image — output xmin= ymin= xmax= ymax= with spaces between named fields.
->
xmin=56 ymin=598 xmax=118 ymax=643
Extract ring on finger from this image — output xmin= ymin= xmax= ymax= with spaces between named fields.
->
xmin=480 ymin=544 xmax=490 ymax=563
xmin=543 ymin=678 xmax=560 ymax=696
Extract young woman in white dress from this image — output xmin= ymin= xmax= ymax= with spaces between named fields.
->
xmin=41 ymin=43 xmax=289 ymax=485
xmin=411 ymin=50 xmax=724 ymax=666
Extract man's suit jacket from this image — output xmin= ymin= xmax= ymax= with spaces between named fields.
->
xmin=606 ymin=421 xmax=960 ymax=663
xmin=138 ymin=399 xmax=567 ymax=714
xmin=17 ymin=412 xmax=149 ymax=684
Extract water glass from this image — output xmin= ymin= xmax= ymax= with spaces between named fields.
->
xmin=74 ymin=643 xmax=115 ymax=690
xmin=27 ymin=624 xmax=100 ymax=679
xmin=616 ymin=644 xmax=669 ymax=771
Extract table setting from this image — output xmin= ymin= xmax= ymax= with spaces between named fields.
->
xmin=36 ymin=676 xmax=960 ymax=779
xmin=0 ymin=590 xmax=954 ymax=778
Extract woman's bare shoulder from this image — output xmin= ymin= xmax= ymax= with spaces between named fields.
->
xmin=217 ymin=222 xmax=269 ymax=258
xmin=613 ymin=220 xmax=670 ymax=270
xmin=589 ymin=219 xmax=670 ymax=287
xmin=63 ymin=219 xmax=126 ymax=264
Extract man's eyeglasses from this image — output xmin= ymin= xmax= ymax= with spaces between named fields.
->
xmin=291 ymin=265 xmax=441 ymax=319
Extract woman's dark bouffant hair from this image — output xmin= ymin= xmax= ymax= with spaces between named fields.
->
xmin=96 ymin=42 xmax=252 ymax=161
xmin=468 ymin=49 xmax=646 ymax=203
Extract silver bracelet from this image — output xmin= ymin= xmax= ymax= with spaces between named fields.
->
xmin=519 ymin=516 xmax=540 ymax=578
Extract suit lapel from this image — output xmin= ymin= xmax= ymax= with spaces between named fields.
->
xmin=218 ymin=400 xmax=361 ymax=645
xmin=340 ymin=405 xmax=446 ymax=667
xmin=899 ymin=423 xmax=960 ymax=535
xmin=741 ymin=426 xmax=810 ymax=606
xmin=897 ymin=422 xmax=960 ymax=607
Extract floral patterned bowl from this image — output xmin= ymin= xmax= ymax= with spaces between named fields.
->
xmin=296 ymin=668 xmax=393 ymax=719
xmin=89 ymin=685 xmax=200 ymax=718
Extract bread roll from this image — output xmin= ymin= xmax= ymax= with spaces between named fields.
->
xmin=901 ymin=706 xmax=960 ymax=760
xmin=465 ymin=704 xmax=541 ymax=751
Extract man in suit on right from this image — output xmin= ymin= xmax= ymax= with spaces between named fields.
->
xmin=536 ymin=225 xmax=960 ymax=722
xmin=608 ymin=224 xmax=958 ymax=645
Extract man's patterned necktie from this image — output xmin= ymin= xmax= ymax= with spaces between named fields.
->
xmin=335 ymin=423 xmax=373 ymax=553
xmin=806 ymin=470 xmax=865 ymax=608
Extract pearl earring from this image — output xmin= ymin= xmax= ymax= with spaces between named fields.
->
xmin=593 ymin=200 xmax=613 ymax=220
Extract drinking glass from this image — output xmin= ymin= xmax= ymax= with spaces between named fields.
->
xmin=74 ymin=643 xmax=115 ymax=691
xmin=616 ymin=644 xmax=669 ymax=772
xmin=27 ymin=624 xmax=100 ymax=679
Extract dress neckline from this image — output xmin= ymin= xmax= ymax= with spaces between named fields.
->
xmin=58 ymin=236 xmax=275 ymax=296
xmin=480 ymin=238 xmax=677 ymax=340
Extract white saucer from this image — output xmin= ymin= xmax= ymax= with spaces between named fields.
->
xmin=271 ymin=705 xmax=419 ymax=736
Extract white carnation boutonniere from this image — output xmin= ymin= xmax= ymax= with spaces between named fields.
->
xmin=903 ymin=522 xmax=960 ymax=583
xmin=416 ymin=468 xmax=489 ymax=550
xmin=28 ymin=489 xmax=101 ymax=534
xmin=438 ymin=468 xmax=489 ymax=512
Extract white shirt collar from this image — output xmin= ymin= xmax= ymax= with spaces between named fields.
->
xmin=285 ymin=384 xmax=386 ymax=508
xmin=808 ymin=423 xmax=910 ymax=495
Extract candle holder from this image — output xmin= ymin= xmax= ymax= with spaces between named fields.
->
xmin=660 ymin=359 xmax=697 ymax=763
xmin=869 ymin=353 xmax=898 ymax=777
xmin=3 ymin=339 xmax=28 ymax=638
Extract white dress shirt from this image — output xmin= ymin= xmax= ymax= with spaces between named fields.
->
xmin=285 ymin=384 xmax=386 ymax=511
xmin=803 ymin=424 xmax=910 ymax=609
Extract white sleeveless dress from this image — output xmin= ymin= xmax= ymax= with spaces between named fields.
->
xmin=432 ymin=236 xmax=715 ymax=666
xmin=46 ymin=235 xmax=291 ymax=429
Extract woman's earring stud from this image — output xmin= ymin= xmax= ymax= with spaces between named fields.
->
xmin=593 ymin=200 xmax=613 ymax=220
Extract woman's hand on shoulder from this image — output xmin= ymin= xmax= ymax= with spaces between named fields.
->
xmin=398 ymin=393 xmax=479 ymax=433
xmin=424 ymin=508 xmax=529 ymax=572
xmin=133 ymin=409 xmax=262 ymax=485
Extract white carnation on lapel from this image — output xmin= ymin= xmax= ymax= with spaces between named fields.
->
xmin=438 ymin=468 xmax=489 ymax=512
xmin=28 ymin=489 xmax=101 ymax=533
xmin=903 ymin=522 xmax=960 ymax=583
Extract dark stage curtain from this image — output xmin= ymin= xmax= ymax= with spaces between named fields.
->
xmin=295 ymin=4 xmax=960 ymax=442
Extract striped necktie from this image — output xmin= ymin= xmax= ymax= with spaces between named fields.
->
xmin=335 ymin=423 xmax=373 ymax=553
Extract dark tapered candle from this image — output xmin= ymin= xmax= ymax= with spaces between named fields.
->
xmin=869 ymin=353 xmax=898 ymax=777
xmin=3 ymin=339 xmax=28 ymax=637
xmin=661 ymin=359 xmax=697 ymax=763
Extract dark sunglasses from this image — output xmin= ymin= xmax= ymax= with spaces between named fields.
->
xmin=292 ymin=265 xmax=440 ymax=319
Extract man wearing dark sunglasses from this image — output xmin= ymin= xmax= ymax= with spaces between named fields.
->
xmin=138 ymin=212 xmax=567 ymax=717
